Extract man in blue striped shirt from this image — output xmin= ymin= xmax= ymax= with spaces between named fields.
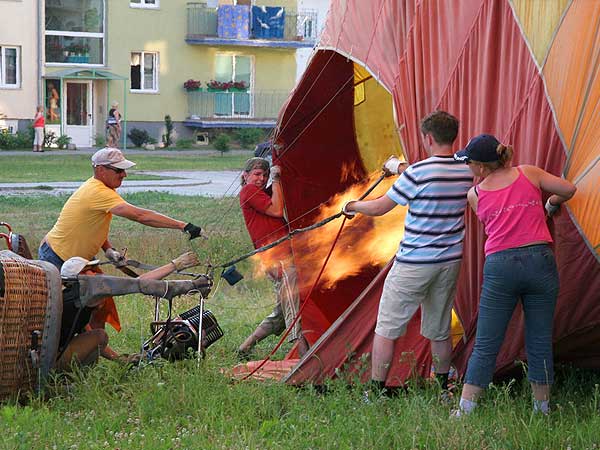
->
xmin=343 ymin=111 xmax=472 ymax=394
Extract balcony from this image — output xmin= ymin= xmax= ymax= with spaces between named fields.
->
xmin=186 ymin=3 xmax=318 ymax=49
xmin=184 ymin=90 xmax=289 ymax=128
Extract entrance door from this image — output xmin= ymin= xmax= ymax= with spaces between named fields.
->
xmin=64 ymin=81 xmax=92 ymax=148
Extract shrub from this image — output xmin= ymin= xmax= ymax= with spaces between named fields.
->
xmin=94 ymin=134 xmax=106 ymax=148
xmin=213 ymin=133 xmax=230 ymax=155
xmin=162 ymin=115 xmax=174 ymax=148
xmin=0 ymin=129 xmax=33 ymax=149
xmin=128 ymin=128 xmax=152 ymax=147
xmin=235 ymin=128 xmax=264 ymax=148
xmin=175 ymin=138 xmax=194 ymax=149
xmin=56 ymin=134 xmax=72 ymax=149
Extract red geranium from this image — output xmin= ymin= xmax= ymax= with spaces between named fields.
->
xmin=183 ymin=79 xmax=202 ymax=90
xmin=207 ymin=80 xmax=233 ymax=90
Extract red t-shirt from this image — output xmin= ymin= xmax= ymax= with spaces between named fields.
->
xmin=239 ymin=184 xmax=288 ymax=249
xmin=34 ymin=114 xmax=45 ymax=128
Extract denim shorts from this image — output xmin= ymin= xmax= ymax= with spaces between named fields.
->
xmin=38 ymin=241 xmax=64 ymax=270
xmin=465 ymin=244 xmax=559 ymax=387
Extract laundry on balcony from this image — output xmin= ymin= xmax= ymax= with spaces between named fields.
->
xmin=251 ymin=6 xmax=285 ymax=39
xmin=217 ymin=5 xmax=251 ymax=39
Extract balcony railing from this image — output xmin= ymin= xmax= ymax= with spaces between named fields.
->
xmin=186 ymin=3 xmax=318 ymax=48
xmin=187 ymin=90 xmax=289 ymax=121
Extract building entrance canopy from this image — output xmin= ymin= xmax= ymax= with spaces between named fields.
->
xmin=43 ymin=69 xmax=128 ymax=148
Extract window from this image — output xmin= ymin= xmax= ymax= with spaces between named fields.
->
xmin=130 ymin=0 xmax=159 ymax=8
xmin=130 ymin=52 xmax=158 ymax=92
xmin=214 ymin=53 xmax=252 ymax=87
xmin=45 ymin=0 xmax=104 ymax=65
xmin=0 ymin=46 xmax=20 ymax=88
xmin=213 ymin=54 xmax=252 ymax=117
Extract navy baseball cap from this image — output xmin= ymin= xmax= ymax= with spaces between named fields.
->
xmin=454 ymin=134 xmax=501 ymax=163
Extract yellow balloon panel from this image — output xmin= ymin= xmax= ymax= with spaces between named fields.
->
xmin=568 ymin=162 xmax=600 ymax=256
xmin=450 ymin=310 xmax=464 ymax=349
xmin=543 ymin=0 xmax=600 ymax=151
xmin=353 ymin=65 xmax=404 ymax=173
xmin=511 ymin=0 xmax=570 ymax=66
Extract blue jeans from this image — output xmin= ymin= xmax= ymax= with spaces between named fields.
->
xmin=38 ymin=241 xmax=64 ymax=270
xmin=465 ymin=244 xmax=559 ymax=387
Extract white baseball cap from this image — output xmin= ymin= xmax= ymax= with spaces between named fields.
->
xmin=61 ymin=257 xmax=100 ymax=278
xmin=91 ymin=148 xmax=136 ymax=170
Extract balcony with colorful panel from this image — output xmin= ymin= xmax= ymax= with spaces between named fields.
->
xmin=186 ymin=3 xmax=318 ymax=48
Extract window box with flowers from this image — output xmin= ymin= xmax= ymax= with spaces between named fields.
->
xmin=207 ymin=80 xmax=250 ymax=92
xmin=206 ymin=80 xmax=233 ymax=92
xmin=229 ymin=80 xmax=248 ymax=92
xmin=183 ymin=79 xmax=203 ymax=91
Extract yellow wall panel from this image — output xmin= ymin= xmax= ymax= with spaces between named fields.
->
xmin=511 ymin=0 xmax=570 ymax=66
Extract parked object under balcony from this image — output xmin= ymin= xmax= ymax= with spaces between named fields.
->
xmin=252 ymin=6 xmax=285 ymax=39
xmin=217 ymin=5 xmax=250 ymax=39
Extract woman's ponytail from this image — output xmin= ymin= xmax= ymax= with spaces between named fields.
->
xmin=496 ymin=144 xmax=513 ymax=167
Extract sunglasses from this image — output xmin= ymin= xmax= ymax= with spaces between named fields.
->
xmin=104 ymin=165 xmax=126 ymax=174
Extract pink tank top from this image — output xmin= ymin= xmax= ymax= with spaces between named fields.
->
xmin=476 ymin=167 xmax=552 ymax=256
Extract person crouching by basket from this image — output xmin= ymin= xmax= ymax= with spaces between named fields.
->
xmin=55 ymin=251 xmax=200 ymax=371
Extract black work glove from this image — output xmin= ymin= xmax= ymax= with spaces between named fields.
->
xmin=183 ymin=222 xmax=202 ymax=240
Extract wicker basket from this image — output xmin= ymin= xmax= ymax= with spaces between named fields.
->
xmin=0 ymin=251 xmax=61 ymax=401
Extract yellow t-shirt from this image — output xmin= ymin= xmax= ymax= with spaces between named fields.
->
xmin=46 ymin=177 xmax=126 ymax=261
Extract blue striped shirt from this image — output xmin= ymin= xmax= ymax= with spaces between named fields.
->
xmin=386 ymin=156 xmax=473 ymax=264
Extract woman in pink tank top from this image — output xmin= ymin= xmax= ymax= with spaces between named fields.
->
xmin=452 ymin=134 xmax=576 ymax=416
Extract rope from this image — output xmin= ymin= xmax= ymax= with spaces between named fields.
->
xmin=239 ymin=215 xmax=348 ymax=382
xmin=216 ymin=173 xmax=387 ymax=270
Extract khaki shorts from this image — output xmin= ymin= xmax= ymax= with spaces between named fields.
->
xmin=375 ymin=260 xmax=461 ymax=341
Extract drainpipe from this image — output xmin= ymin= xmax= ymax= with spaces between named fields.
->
xmin=37 ymin=0 xmax=43 ymax=104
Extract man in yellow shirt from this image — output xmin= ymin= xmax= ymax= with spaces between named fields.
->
xmin=39 ymin=147 xmax=203 ymax=362
xmin=39 ymin=147 xmax=202 ymax=266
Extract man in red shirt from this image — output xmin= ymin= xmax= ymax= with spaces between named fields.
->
xmin=238 ymin=157 xmax=309 ymax=358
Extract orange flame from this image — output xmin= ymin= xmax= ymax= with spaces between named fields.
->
xmin=251 ymin=170 xmax=407 ymax=290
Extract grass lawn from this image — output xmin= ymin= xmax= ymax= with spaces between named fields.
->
xmin=1 ymin=193 xmax=600 ymax=449
xmin=0 ymin=152 xmax=252 ymax=183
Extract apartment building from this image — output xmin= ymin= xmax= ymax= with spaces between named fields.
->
xmin=0 ymin=0 xmax=40 ymax=134
xmin=0 ymin=0 xmax=322 ymax=147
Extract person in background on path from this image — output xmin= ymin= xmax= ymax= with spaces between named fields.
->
xmin=237 ymin=157 xmax=309 ymax=359
xmin=452 ymin=135 xmax=576 ymax=417
xmin=56 ymin=251 xmax=200 ymax=370
xmin=38 ymin=147 xmax=203 ymax=362
xmin=33 ymin=105 xmax=45 ymax=152
xmin=343 ymin=111 xmax=473 ymax=396
xmin=106 ymin=100 xmax=122 ymax=148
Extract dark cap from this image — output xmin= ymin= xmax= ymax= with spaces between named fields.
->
xmin=454 ymin=134 xmax=501 ymax=163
